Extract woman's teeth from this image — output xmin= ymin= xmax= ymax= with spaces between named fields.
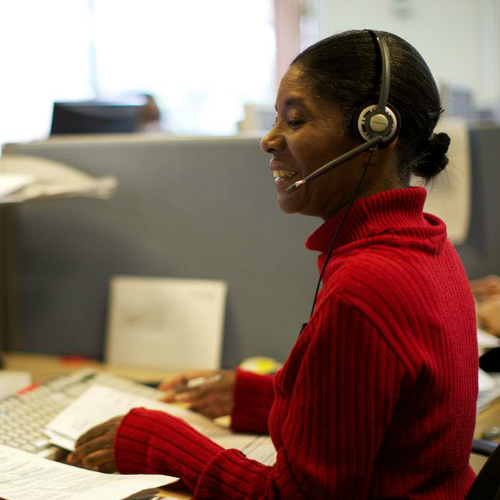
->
xmin=273 ymin=170 xmax=298 ymax=180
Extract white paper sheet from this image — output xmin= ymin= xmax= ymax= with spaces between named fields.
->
xmin=46 ymin=384 xmax=277 ymax=466
xmin=0 ymin=371 xmax=32 ymax=400
xmin=106 ymin=276 xmax=227 ymax=370
xmin=0 ymin=445 xmax=176 ymax=500
xmin=478 ymin=328 xmax=500 ymax=349
xmin=0 ymin=173 xmax=34 ymax=199
xmin=477 ymin=371 xmax=500 ymax=412
xmin=0 ymin=154 xmax=117 ymax=203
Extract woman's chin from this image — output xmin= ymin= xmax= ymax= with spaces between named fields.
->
xmin=277 ymin=194 xmax=302 ymax=215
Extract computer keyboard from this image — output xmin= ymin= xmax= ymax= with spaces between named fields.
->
xmin=0 ymin=369 xmax=162 ymax=458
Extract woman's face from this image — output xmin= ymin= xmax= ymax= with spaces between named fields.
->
xmin=261 ymin=65 xmax=367 ymax=220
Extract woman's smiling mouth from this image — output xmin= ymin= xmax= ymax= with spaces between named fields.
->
xmin=273 ymin=170 xmax=298 ymax=181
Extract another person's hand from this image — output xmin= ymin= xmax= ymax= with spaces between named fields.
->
xmin=478 ymin=298 xmax=500 ymax=337
xmin=471 ymin=275 xmax=500 ymax=300
xmin=159 ymin=370 xmax=236 ymax=419
xmin=67 ymin=416 xmax=123 ymax=473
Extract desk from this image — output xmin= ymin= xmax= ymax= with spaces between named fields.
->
xmin=472 ymin=397 xmax=500 ymax=473
xmin=4 ymin=352 xmax=179 ymax=383
xmin=5 ymin=353 xmax=500 ymax=487
xmin=4 ymin=352 xmax=192 ymax=500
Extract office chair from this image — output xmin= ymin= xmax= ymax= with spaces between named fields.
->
xmin=466 ymin=439 xmax=500 ymax=499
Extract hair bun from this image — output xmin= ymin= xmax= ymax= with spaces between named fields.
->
xmin=412 ymin=132 xmax=451 ymax=179
xmin=430 ymin=132 xmax=451 ymax=156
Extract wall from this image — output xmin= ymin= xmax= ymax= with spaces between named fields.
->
xmin=4 ymin=125 xmax=500 ymax=367
xmin=5 ymin=136 xmax=319 ymax=368
xmin=456 ymin=126 xmax=500 ymax=279
xmin=316 ymin=0 xmax=500 ymax=110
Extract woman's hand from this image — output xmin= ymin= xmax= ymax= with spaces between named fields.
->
xmin=67 ymin=416 xmax=123 ymax=473
xmin=159 ymin=370 xmax=236 ymax=419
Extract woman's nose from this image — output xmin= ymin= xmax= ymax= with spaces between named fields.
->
xmin=260 ymin=125 xmax=283 ymax=154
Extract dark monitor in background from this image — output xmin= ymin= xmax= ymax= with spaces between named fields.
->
xmin=50 ymin=99 xmax=145 ymax=136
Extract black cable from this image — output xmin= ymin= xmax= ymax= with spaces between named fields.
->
xmin=308 ymin=149 xmax=375 ymax=320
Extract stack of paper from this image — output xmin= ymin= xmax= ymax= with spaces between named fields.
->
xmin=0 ymin=173 xmax=34 ymax=199
xmin=478 ymin=328 xmax=500 ymax=356
xmin=45 ymin=384 xmax=277 ymax=466
xmin=0 ymin=154 xmax=117 ymax=203
xmin=477 ymin=368 xmax=500 ymax=412
xmin=0 ymin=444 xmax=176 ymax=500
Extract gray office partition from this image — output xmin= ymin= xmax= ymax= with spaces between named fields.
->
xmin=5 ymin=126 xmax=500 ymax=367
xmin=455 ymin=126 xmax=500 ymax=279
xmin=5 ymin=135 xmax=319 ymax=367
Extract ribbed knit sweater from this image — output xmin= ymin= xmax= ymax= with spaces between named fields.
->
xmin=114 ymin=187 xmax=478 ymax=499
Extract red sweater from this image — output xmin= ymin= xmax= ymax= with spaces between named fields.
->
xmin=114 ymin=187 xmax=478 ymax=499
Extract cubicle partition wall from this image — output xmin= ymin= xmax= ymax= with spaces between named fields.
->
xmin=4 ymin=127 xmax=500 ymax=366
xmin=4 ymin=135 xmax=319 ymax=367
xmin=457 ymin=126 xmax=500 ymax=278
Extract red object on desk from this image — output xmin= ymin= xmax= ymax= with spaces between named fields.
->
xmin=18 ymin=383 xmax=40 ymax=394
xmin=60 ymin=355 xmax=93 ymax=366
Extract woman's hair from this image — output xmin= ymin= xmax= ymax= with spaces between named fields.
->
xmin=291 ymin=30 xmax=450 ymax=184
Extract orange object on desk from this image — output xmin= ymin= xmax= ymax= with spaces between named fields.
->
xmin=60 ymin=355 xmax=96 ymax=366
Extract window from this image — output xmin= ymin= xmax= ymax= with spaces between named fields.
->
xmin=0 ymin=0 xmax=276 ymax=145
xmin=0 ymin=0 xmax=93 ymax=145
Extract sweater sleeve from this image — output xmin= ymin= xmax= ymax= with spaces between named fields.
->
xmin=230 ymin=369 xmax=274 ymax=434
xmin=114 ymin=297 xmax=410 ymax=499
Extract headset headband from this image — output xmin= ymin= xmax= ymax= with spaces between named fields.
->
xmin=368 ymin=30 xmax=390 ymax=112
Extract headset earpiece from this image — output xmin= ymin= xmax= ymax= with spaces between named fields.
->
xmin=349 ymin=30 xmax=401 ymax=147
xmin=353 ymin=100 xmax=401 ymax=145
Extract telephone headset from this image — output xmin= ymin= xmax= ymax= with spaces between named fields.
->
xmin=292 ymin=30 xmax=402 ymax=331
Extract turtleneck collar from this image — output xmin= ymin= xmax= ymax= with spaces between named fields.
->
xmin=305 ymin=187 xmax=444 ymax=255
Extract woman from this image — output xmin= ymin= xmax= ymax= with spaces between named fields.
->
xmin=69 ymin=30 xmax=478 ymax=498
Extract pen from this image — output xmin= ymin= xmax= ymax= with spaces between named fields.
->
xmin=185 ymin=374 xmax=223 ymax=389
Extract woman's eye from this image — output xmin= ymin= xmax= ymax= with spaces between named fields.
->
xmin=287 ymin=118 xmax=304 ymax=128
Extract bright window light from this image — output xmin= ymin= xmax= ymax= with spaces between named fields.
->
xmin=0 ymin=0 xmax=275 ymax=146
xmin=92 ymin=0 xmax=275 ymax=135
xmin=0 ymin=0 xmax=93 ymax=146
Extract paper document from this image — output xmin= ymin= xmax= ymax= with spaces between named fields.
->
xmin=0 ymin=444 xmax=176 ymax=500
xmin=477 ymin=369 xmax=500 ymax=412
xmin=477 ymin=328 xmax=500 ymax=355
xmin=0 ymin=154 xmax=117 ymax=203
xmin=0 ymin=173 xmax=34 ymax=198
xmin=0 ymin=371 xmax=32 ymax=400
xmin=106 ymin=276 xmax=227 ymax=370
xmin=46 ymin=384 xmax=277 ymax=466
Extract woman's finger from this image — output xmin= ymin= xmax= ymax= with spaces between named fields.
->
xmin=158 ymin=374 xmax=191 ymax=391
xmin=81 ymin=449 xmax=115 ymax=470
xmin=173 ymin=381 xmax=221 ymax=402
xmin=158 ymin=371 xmax=215 ymax=391
xmin=75 ymin=422 xmax=110 ymax=448
xmin=189 ymin=393 xmax=233 ymax=418
xmin=75 ymin=416 xmax=121 ymax=448
xmin=162 ymin=373 xmax=224 ymax=403
xmin=96 ymin=461 xmax=118 ymax=474
xmin=69 ymin=435 xmax=114 ymax=466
